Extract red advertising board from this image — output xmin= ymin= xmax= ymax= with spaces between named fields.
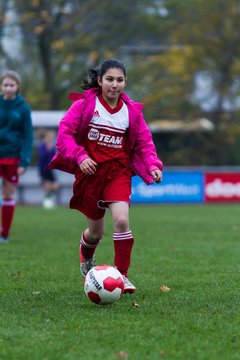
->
xmin=205 ymin=173 xmax=240 ymax=202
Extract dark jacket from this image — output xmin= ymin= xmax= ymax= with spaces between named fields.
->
xmin=0 ymin=94 xmax=33 ymax=168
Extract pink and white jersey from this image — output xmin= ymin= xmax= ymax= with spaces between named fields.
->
xmin=82 ymin=95 xmax=129 ymax=163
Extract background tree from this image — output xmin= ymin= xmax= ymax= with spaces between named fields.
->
xmin=136 ymin=0 xmax=240 ymax=128
xmin=1 ymin=0 xmax=240 ymax=165
xmin=0 ymin=0 xmax=16 ymax=68
xmin=11 ymin=0 xmax=157 ymax=109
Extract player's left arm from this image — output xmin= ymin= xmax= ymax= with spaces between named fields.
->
xmin=17 ymin=167 xmax=26 ymax=176
xmin=19 ymin=107 xmax=33 ymax=170
xmin=135 ymin=113 xmax=163 ymax=173
xmin=151 ymin=169 xmax=162 ymax=183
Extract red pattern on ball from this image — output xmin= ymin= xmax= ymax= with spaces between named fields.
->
xmin=94 ymin=264 xmax=110 ymax=271
xmin=88 ymin=291 xmax=101 ymax=304
xmin=103 ymin=276 xmax=124 ymax=292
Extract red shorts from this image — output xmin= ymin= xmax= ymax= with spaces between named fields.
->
xmin=70 ymin=161 xmax=132 ymax=220
xmin=0 ymin=160 xmax=19 ymax=184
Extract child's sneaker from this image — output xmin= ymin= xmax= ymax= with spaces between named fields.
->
xmin=80 ymin=253 xmax=95 ymax=277
xmin=122 ymin=275 xmax=136 ymax=294
xmin=0 ymin=236 xmax=9 ymax=244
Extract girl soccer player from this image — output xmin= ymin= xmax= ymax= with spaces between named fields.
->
xmin=49 ymin=59 xmax=163 ymax=292
xmin=0 ymin=70 xmax=33 ymax=244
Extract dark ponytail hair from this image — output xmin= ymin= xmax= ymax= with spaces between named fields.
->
xmin=81 ymin=59 xmax=126 ymax=90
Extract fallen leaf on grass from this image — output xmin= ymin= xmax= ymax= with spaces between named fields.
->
xmin=160 ymin=285 xmax=171 ymax=292
xmin=132 ymin=302 xmax=140 ymax=307
xmin=10 ymin=271 xmax=21 ymax=278
xmin=32 ymin=291 xmax=41 ymax=295
xmin=115 ymin=351 xmax=128 ymax=359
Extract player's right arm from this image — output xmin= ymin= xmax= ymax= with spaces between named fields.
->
xmin=79 ymin=158 xmax=97 ymax=175
xmin=56 ymin=101 xmax=89 ymax=165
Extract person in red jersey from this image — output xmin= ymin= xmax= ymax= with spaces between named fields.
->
xmin=0 ymin=70 xmax=33 ymax=244
xmin=49 ymin=59 xmax=163 ymax=293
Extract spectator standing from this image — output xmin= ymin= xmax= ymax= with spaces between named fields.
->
xmin=0 ymin=70 xmax=33 ymax=244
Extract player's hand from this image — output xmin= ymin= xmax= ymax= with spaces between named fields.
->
xmin=79 ymin=158 xmax=97 ymax=175
xmin=17 ymin=167 xmax=26 ymax=176
xmin=151 ymin=169 xmax=162 ymax=183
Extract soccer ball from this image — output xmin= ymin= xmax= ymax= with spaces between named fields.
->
xmin=42 ymin=197 xmax=56 ymax=209
xmin=84 ymin=265 xmax=124 ymax=305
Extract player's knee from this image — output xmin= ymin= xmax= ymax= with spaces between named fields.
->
xmin=114 ymin=216 xmax=129 ymax=232
xmin=2 ymin=190 xmax=14 ymax=200
xmin=88 ymin=229 xmax=104 ymax=242
xmin=2 ymin=182 xmax=15 ymax=199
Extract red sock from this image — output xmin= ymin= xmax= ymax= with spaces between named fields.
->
xmin=113 ymin=231 xmax=134 ymax=276
xmin=79 ymin=231 xmax=100 ymax=260
xmin=1 ymin=199 xmax=15 ymax=238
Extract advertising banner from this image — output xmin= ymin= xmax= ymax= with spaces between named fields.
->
xmin=131 ymin=172 xmax=204 ymax=204
xmin=205 ymin=173 xmax=240 ymax=203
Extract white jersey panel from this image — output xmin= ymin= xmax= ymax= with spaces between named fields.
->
xmin=90 ymin=97 xmax=129 ymax=133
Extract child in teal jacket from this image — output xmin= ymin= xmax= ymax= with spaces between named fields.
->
xmin=0 ymin=70 xmax=33 ymax=243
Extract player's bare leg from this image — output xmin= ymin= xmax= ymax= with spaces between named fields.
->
xmin=79 ymin=217 xmax=104 ymax=276
xmin=109 ymin=202 xmax=136 ymax=293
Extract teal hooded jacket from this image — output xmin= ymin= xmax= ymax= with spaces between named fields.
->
xmin=0 ymin=94 xmax=33 ymax=168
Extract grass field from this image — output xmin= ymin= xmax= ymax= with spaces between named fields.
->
xmin=0 ymin=204 xmax=240 ymax=360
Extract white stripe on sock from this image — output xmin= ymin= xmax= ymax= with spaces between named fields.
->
xmin=113 ymin=231 xmax=132 ymax=241
xmin=2 ymin=200 xmax=15 ymax=206
xmin=80 ymin=235 xmax=99 ymax=248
